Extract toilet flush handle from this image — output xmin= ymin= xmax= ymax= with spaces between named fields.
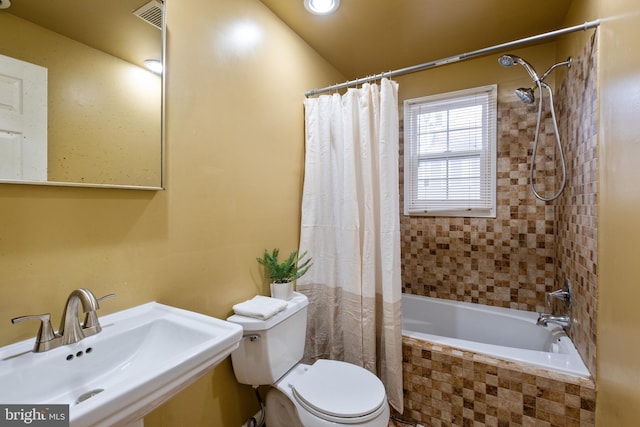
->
xmin=243 ymin=333 xmax=260 ymax=342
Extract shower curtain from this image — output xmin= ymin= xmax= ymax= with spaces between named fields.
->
xmin=298 ymin=78 xmax=403 ymax=413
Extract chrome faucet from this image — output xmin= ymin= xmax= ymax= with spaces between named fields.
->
xmin=537 ymin=279 xmax=572 ymax=329
xmin=536 ymin=313 xmax=571 ymax=328
xmin=11 ymin=289 xmax=115 ymax=352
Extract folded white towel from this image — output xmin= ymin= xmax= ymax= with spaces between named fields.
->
xmin=232 ymin=295 xmax=288 ymax=320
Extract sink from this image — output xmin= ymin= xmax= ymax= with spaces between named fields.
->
xmin=0 ymin=302 xmax=243 ymax=427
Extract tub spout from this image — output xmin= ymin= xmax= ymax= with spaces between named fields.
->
xmin=536 ymin=313 xmax=570 ymax=328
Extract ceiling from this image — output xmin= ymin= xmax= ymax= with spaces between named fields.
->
xmin=3 ymin=0 xmax=573 ymax=78
xmin=3 ymin=0 xmax=162 ymax=68
xmin=259 ymin=0 xmax=573 ymax=79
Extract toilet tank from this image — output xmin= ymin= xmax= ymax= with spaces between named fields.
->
xmin=227 ymin=292 xmax=308 ymax=386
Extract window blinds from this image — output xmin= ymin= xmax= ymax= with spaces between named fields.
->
xmin=404 ymin=85 xmax=497 ymax=217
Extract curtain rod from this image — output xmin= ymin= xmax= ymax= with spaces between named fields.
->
xmin=305 ymin=19 xmax=600 ymax=97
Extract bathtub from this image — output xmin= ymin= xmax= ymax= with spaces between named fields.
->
xmin=401 ymin=293 xmax=590 ymax=378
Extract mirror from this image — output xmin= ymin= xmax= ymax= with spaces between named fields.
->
xmin=0 ymin=0 xmax=163 ymax=189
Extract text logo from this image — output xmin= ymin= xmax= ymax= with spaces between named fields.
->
xmin=0 ymin=405 xmax=68 ymax=426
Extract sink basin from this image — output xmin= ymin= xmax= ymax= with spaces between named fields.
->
xmin=0 ymin=302 xmax=243 ymax=427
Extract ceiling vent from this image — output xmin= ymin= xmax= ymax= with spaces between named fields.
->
xmin=133 ymin=0 xmax=163 ymax=30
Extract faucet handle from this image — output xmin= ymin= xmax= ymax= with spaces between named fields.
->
xmin=547 ymin=289 xmax=572 ymax=309
xmin=11 ymin=313 xmax=58 ymax=351
xmin=546 ymin=279 xmax=572 ymax=309
xmin=83 ymin=293 xmax=116 ymax=333
xmin=97 ymin=293 xmax=116 ymax=304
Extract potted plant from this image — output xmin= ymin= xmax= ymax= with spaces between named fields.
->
xmin=257 ymin=248 xmax=312 ymax=300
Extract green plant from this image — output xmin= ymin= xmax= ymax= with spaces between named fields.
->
xmin=256 ymin=248 xmax=312 ymax=284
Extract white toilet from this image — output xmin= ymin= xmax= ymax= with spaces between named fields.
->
xmin=227 ymin=292 xmax=390 ymax=427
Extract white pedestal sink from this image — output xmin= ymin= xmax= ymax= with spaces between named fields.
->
xmin=0 ymin=302 xmax=243 ymax=427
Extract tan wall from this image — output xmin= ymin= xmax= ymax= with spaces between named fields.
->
xmin=561 ymin=0 xmax=640 ymax=425
xmin=0 ymin=0 xmax=343 ymax=426
xmin=0 ymin=13 xmax=161 ymax=187
xmin=597 ymin=3 xmax=640 ymax=420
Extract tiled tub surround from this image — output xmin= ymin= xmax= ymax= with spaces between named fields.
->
xmin=397 ymin=34 xmax=599 ymax=425
xmin=400 ymin=33 xmax=599 ymax=378
xmin=394 ymin=337 xmax=596 ymax=427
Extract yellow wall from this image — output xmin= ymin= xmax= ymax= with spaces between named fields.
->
xmin=0 ymin=13 xmax=161 ymax=187
xmin=0 ymin=0 xmax=342 ymax=426
xmin=561 ymin=0 xmax=640 ymax=424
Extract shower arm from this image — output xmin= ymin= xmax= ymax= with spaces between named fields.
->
xmin=539 ymin=57 xmax=572 ymax=83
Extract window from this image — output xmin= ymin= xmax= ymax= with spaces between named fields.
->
xmin=404 ymin=85 xmax=497 ymax=217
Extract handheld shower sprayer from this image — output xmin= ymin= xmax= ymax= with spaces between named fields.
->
xmin=497 ymin=54 xmax=516 ymax=67
xmin=498 ymin=54 xmax=540 ymax=83
xmin=498 ymin=54 xmax=573 ymax=202
xmin=498 ymin=55 xmax=538 ymax=103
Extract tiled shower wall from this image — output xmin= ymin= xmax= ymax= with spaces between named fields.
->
xmin=400 ymin=32 xmax=598 ymax=376
xmin=400 ymin=100 xmax=559 ymax=314
xmin=555 ymin=33 xmax=598 ymax=378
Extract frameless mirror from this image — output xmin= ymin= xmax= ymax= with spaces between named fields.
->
xmin=0 ymin=0 xmax=163 ymax=189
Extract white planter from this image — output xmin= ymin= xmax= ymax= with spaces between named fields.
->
xmin=270 ymin=281 xmax=293 ymax=300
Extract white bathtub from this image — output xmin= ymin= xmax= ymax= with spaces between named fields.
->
xmin=401 ymin=293 xmax=590 ymax=378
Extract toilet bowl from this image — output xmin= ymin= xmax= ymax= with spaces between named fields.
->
xmin=227 ymin=293 xmax=389 ymax=427
xmin=266 ymin=361 xmax=389 ymax=426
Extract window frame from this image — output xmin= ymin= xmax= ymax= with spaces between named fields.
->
xmin=403 ymin=84 xmax=497 ymax=218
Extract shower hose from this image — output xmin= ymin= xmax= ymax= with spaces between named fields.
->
xmin=530 ymin=81 xmax=567 ymax=202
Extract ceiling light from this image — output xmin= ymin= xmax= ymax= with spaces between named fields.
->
xmin=304 ymin=0 xmax=340 ymax=15
xmin=144 ymin=59 xmax=163 ymax=75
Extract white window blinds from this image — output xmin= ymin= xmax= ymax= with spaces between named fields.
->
xmin=404 ymin=85 xmax=497 ymax=217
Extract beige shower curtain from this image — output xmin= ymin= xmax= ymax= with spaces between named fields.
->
xmin=298 ymin=78 xmax=403 ymax=413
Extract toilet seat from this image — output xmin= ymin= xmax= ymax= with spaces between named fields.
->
xmin=288 ymin=360 xmax=387 ymax=424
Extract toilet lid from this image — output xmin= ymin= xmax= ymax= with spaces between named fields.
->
xmin=290 ymin=360 xmax=387 ymax=420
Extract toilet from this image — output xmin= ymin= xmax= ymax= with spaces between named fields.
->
xmin=227 ymin=292 xmax=390 ymax=427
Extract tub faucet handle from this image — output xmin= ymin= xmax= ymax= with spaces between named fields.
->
xmin=546 ymin=279 xmax=572 ymax=309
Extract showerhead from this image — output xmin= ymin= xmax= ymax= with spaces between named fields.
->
xmin=515 ymin=87 xmax=536 ymax=104
xmin=498 ymin=55 xmax=517 ymax=67
xmin=498 ymin=54 xmax=540 ymax=83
